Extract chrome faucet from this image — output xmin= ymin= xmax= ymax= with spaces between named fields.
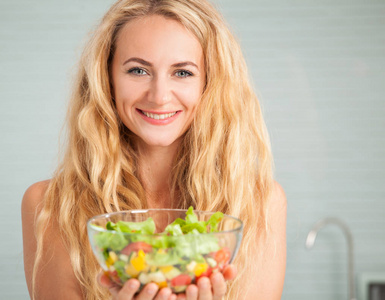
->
xmin=305 ymin=217 xmax=356 ymax=300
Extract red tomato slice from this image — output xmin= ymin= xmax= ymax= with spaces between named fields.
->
xmin=171 ymin=274 xmax=192 ymax=287
xmin=213 ymin=248 xmax=231 ymax=266
xmin=120 ymin=241 xmax=152 ymax=255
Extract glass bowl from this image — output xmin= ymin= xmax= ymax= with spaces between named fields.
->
xmin=87 ymin=208 xmax=243 ymax=293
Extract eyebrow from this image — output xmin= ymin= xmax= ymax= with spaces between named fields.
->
xmin=123 ymin=57 xmax=199 ymax=69
xmin=123 ymin=57 xmax=152 ymax=66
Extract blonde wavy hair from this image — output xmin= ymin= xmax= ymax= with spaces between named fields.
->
xmin=33 ymin=0 xmax=274 ymax=299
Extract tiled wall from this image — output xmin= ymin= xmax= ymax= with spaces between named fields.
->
xmin=1 ymin=0 xmax=384 ymax=299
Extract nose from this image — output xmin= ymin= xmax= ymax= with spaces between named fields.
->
xmin=148 ymin=74 xmax=171 ymax=105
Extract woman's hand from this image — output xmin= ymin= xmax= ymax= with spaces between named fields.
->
xmin=99 ymin=273 xmax=176 ymax=300
xmin=99 ymin=265 xmax=236 ymax=300
xmin=176 ymin=265 xmax=237 ymax=300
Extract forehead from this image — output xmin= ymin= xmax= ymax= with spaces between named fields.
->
xmin=114 ymin=15 xmax=204 ymax=65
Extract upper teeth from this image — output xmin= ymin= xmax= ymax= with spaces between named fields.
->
xmin=142 ymin=111 xmax=177 ymax=120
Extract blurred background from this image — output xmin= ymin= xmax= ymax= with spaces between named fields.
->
xmin=1 ymin=0 xmax=384 ymax=299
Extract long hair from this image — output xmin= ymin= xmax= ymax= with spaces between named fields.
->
xmin=33 ymin=0 xmax=274 ymax=299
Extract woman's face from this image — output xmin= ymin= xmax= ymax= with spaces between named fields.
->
xmin=111 ymin=15 xmax=205 ymax=149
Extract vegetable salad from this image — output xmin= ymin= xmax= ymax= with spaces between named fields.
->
xmin=91 ymin=207 xmax=232 ymax=293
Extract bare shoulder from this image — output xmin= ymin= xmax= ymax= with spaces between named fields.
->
xmin=268 ymin=180 xmax=287 ymax=238
xmin=21 ymin=180 xmax=84 ymax=299
xmin=21 ymin=180 xmax=51 ymax=296
xmin=271 ymin=180 xmax=287 ymax=210
xmin=21 ymin=180 xmax=51 ymax=215
xmin=21 ymin=180 xmax=51 ymax=237
xmin=243 ymin=180 xmax=287 ymax=299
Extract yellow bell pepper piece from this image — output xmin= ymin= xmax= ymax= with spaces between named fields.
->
xmin=159 ymin=266 xmax=174 ymax=273
xmin=125 ymin=264 xmax=140 ymax=277
xmin=109 ymin=251 xmax=118 ymax=262
xmin=105 ymin=257 xmax=114 ymax=268
xmin=156 ymin=281 xmax=168 ymax=289
xmin=138 ymin=250 xmax=145 ymax=258
xmin=131 ymin=250 xmax=147 ymax=271
xmin=194 ymin=263 xmax=208 ymax=277
xmin=105 ymin=251 xmax=118 ymax=268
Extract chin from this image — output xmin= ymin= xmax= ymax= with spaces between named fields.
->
xmin=139 ymin=135 xmax=181 ymax=149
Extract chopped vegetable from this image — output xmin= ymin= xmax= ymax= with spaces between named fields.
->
xmin=93 ymin=207 xmax=231 ymax=293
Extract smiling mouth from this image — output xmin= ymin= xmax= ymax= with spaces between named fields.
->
xmin=138 ymin=109 xmax=179 ymax=120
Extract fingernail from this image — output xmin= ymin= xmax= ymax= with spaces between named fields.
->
xmin=128 ymin=280 xmax=138 ymax=289
xmin=213 ymin=272 xmax=222 ymax=282
xmin=147 ymin=285 xmax=158 ymax=295
xmin=199 ymin=279 xmax=209 ymax=288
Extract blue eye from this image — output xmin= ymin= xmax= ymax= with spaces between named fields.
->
xmin=176 ymin=70 xmax=193 ymax=78
xmin=128 ymin=68 xmax=148 ymax=76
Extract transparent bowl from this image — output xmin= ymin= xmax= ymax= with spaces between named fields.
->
xmin=87 ymin=208 xmax=243 ymax=293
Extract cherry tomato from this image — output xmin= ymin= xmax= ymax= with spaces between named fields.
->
xmin=120 ymin=242 xmax=152 ymax=255
xmin=171 ymin=274 xmax=192 ymax=287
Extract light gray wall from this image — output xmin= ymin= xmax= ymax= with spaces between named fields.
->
xmin=1 ymin=0 xmax=384 ymax=299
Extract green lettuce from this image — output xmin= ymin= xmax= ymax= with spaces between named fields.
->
xmin=93 ymin=230 xmax=127 ymax=251
xmin=107 ymin=217 xmax=156 ymax=234
xmin=94 ymin=207 xmax=224 ymax=258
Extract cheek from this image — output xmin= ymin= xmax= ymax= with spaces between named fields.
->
xmin=178 ymin=83 xmax=203 ymax=108
xmin=114 ymin=81 xmax=142 ymax=107
xmin=113 ymin=85 xmax=138 ymax=124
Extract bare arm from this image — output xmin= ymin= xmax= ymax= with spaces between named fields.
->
xmin=21 ymin=180 xmax=84 ymax=300
xmin=243 ymin=181 xmax=287 ymax=299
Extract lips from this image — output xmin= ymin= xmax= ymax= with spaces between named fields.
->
xmin=137 ymin=109 xmax=181 ymax=125
xmin=141 ymin=110 xmax=177 ymax=120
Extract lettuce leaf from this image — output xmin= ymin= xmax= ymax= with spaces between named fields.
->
xmin=206 ymin=211 xmax=223 ymax=232
xmin=95 ymin=207 xmax=223 ymax=256
xmin=93 ymin=230 xmax=128 ymax=251
xmin=107 ymin=218 xmax=156 ymax=234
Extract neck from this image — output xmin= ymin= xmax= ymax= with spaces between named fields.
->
xmin=136 ymin=140 xmax=180 ymax=208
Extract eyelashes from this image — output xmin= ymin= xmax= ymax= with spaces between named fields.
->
xmin=175 ymin=70 xmax=193 ymax=78
xmin=127 ymin=67 xmax=194 ymax=78
xmin=128 ymin=67 xmax=147 ymax=76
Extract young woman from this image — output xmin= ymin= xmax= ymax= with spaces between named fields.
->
xmin=22 ymin=0 xmax=287 ymax=299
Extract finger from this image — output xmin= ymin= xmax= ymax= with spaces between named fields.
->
xmin=155 ymin=287 xmax=173 ymax=300
xmin=116 ymin=279 xmax=140 ymax=300
xmin=135 ymin=283 xmax=159 ymax=300
xmin=210 ymin=272 xmax=226 ymax=300
xmin=222 ymin=265 xmax=237 ymax=281
xmin=168 ymin=294 xmax=177 ymax=300
xmin=197 ymin=277 xmax=212 ymax=300
xmin=176 ymin=293 xmax=186 ymax=300
xmin=98 ymin=272 xmax=120 ymax=297
xmin=185 ymin=284 xmax=198 ymax=300
xmin=98 ymin=272 xmax=111 ymax=287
